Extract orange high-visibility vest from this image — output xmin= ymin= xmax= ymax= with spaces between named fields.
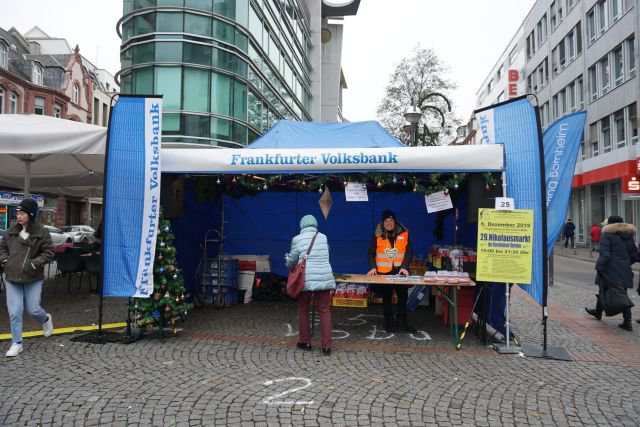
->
xmin=375 ymin=230 xmax=409 ymax=273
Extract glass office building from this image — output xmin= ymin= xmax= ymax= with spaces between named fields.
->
xmin=118 ymin=0 xmax=314 ymax=147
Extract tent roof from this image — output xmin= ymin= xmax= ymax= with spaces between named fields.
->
xmin=247 ymin=120 xmax=404 ymax=149
xmin=0 ymin=114 xmax=107 ymax=196
xmin=164 ymin=120 xmax=504 ymax=174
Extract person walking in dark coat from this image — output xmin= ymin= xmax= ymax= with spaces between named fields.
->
xmin=0 ymin=199 xmax=55 ymax=356
xmin=563 ymin=219 xmax=576 ymax=249
xmin=585 ymin=215 xmax=638 ymax=331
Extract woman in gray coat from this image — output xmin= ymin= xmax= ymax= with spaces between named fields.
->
xmin=285 ymin=214 xmax=335 ymax=355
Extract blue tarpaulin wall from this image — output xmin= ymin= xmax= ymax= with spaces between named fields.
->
xmin=172 ymin=179 xmax=476 ymax=291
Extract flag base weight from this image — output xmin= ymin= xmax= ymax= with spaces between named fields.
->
xmin=492 ymin=343 xmax=521 ymax=354
xmin=70 ymin=329 xmax=142 ymax=344
xmin=521 ymin=343 xmax=572 ymax=361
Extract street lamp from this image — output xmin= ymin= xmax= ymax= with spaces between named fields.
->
xmin=403 ymin=99 xmax=422 ymax=145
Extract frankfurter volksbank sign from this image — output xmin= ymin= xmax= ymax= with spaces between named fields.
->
xmin=162 ymin=145 xmax=504 ymax=174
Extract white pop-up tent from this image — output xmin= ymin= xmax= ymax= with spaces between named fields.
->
xmin=0 ymin=114 xmax=107 ymax=197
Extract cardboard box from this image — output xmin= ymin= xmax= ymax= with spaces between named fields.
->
xmin=227 ymin=255 xmax=271 ymax=272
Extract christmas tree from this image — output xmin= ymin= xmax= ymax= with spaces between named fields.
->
xmin=130 ymin=215 xmax=191 ymax=330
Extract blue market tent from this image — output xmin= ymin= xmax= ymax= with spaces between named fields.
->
xmin=247 ymin=120 xmax=404 ymax=149
xmin=166 ymin=120 xmax=507 ymax=333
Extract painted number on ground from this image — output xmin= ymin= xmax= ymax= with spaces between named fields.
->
xmin=262 ymin=377 xmax=314 ymax=405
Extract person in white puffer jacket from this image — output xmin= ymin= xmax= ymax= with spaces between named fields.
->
xmin=285 ymin=214 xmax=335 ymax=355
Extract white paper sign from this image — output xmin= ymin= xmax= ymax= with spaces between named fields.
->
xmin=345 ymin=183 xmax=369 ymax=201
xmin=495 ymin=197 xmax=515 ymax=210
xmin=425 ymin=191 xmax=453 ymax=213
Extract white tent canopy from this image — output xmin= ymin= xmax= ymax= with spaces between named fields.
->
xmin=0 ymin=114 xmax=107 ymax=197
xmin=162 ymin=145 xmax=505 ymax=174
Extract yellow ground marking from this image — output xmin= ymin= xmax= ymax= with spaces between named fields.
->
xmin=0 ymin=322 xmax=127 ymax=341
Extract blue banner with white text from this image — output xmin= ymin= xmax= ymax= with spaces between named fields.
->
xmin=476 ymin=97 xmax=544 ymax=305
xmin=103 ymin=96 xmax=162 ymax=297
xmin=544 ymin=111 xmax=586 ymax=256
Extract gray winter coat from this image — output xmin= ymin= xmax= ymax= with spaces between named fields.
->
xmin=285 ymin=226 xmax=336 ymax=292
xmin=595 ymin=222 xmax=638 ymax=289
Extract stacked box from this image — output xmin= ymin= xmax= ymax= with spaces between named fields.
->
xmin=332 ymin=283 xmax=368 ymax=308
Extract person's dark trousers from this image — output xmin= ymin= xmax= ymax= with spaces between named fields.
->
xmin=564 ymin=235 xmax=574 ymax=248
xmin=379 ymin=285 xmax=410 ymax=329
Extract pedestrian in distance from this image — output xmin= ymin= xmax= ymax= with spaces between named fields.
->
xmin=590 ymin=222 xmax=601 ymax=257
xmin=563 ymin=218 xmax=576 ymax=249
xmin=585 ymin=215 xmax=638 ymax=331
xmin=0 ymin=199 xmax=55 ymax=357
xmin=285 ymin=214 xmax=335 ymax=355
xmin=367 ymin=210 xmax=416 ymax=333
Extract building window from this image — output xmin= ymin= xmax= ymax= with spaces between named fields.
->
xmin=589 ymin=66 xmax=597 ymax=101
xmin=508 ymin=46 xmax=518 ymax=65
xmin=597 ymin=0 xmax=607 ymax=35
xmin=72 ymin=83 xmax=79 ymax=104
xmin=9 ymin=92 xmax=17 ymax=113
xmin=601 ymin=116 xmax=611 ymax=153
xmin=0 ymin=86 xmax=4 ymax=113
xmin=627 ymin=36 xmax=636 ymax=78
xmin=34 ymin=96 xmax=45 ymax=115
xmin=590 ymin=123 xmax=599 ymax=156
xmin=576 ymin=75 xmax=584 ymax=108
xmin=93 ymin=98 xmax=99 ymax=125
xmin=102 ymin=102 xmax=108 ymax=127
xmin=54 ymin=103 xmax=62 ymax=118
xmin=0 ymin=44 xmax=7 ymax=69
xmin=550 ymin=1 xmax=557 ymax=29
xmin=614 ymin=109 xmax=625 ymax=148
xmin=613 ymin=45 xmax=624 ymax=86
xmin=536 ymin=14 xmax=547 ymax=48
xmin=611 ymin=0 xmax=622 ymax=22
xmin=600 ymin=55 xmax=610 ymax=94
xmin=629 ymin=103 xmax=638 ymax=145
xmin=587 ymin=10 xmax=596 ymax=44
xmin=32 ymin=65 xmax=43 ymax=86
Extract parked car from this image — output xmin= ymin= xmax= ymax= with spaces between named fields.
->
xmin=44 ymin=226 xmax=74 ymax=250
xmin=61 ymin=225 xmax=95 ymax=244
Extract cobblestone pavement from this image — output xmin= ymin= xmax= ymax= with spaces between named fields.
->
xmin=1 ymin=263 xmax=640 ymax=426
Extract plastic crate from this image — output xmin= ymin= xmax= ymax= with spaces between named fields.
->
xmin=406 ymin=286 xmax=430 ymax=312
xmin=332 ymin=297 xmax=368 ymax=308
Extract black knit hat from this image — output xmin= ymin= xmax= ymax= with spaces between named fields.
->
xmin=607 ymin=215 xmax=623 ymax=224
xmin=16 ymin=198 xmax=38 ymax=221
xmin=381 ymin=210 xmax=396 ymax=222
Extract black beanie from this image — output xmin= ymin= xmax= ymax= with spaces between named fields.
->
xmin=607 ymin=215 xmax=623 ymax=224
xmin=16 ymin=198 xmax=38 ymax=221
xmin=381 ymin=210 xmax=396 ymax=222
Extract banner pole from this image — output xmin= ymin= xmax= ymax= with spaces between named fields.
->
xmin=533 ymin=105 xmax=550 ymax=352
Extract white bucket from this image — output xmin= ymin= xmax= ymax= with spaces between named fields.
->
xmin=238 ymin=271 xmax=255 ymax=290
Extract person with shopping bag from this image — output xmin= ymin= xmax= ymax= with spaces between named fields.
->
xmin=585 ymin=215 xmax=638 ymax=331
xmin=285 ymin=214 xmax=335 ymax=355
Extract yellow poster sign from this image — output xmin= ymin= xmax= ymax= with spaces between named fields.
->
xmin=476 ymin=208 xmax=534 ymax=284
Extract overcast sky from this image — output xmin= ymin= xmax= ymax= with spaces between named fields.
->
xmin=1 ymin=0 xmax=535 ymax=122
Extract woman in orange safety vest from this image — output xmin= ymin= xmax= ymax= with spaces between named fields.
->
xmin=367 ymin=210 xmax=415 ymax=333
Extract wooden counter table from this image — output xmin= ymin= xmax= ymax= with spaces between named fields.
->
xmin=335 ymin=274 xmax=476 ymax=347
